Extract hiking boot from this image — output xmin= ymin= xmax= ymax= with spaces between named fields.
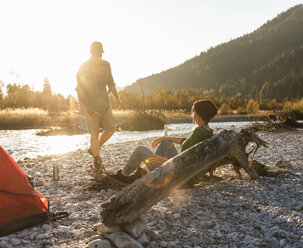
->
xmin=111 ymin=168 xmax=148 ymax=185
xmin=111 ymin=170 xmax=136 ymax=184
xmin=94 ymin=156 xmax=103 ymax=173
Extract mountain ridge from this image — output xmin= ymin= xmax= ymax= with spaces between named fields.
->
xmin=124 ymin=4 xmax=303 ymax=99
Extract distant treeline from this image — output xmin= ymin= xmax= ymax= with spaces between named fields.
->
xmin=0 ymin=78 xmax=77 ymax=112
xmin=113 ymin=88 xmax=303 ymax=115
xmin=1 ymin=79 xmax=302 ymax=116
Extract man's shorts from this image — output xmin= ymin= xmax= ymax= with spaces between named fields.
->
xmin=86 ymin=108 xmax=115 ymax=133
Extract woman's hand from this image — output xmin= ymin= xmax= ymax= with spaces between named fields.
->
xmin=152 ymin=137 xmax=163 ymax=148
xmin=147 ymin=155 xmax=168 ymax=165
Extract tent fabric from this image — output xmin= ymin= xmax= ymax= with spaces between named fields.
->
xmin=0 ymin=146 xmax=49 ymax=237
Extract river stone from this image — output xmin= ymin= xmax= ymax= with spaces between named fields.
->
xmin=29 ymin=231 xmax=37 ymax=240
xmin=16 ymin=229 xmax=32 ymax=238
xmin=105 ymin=231 xmax=143 ymax=248
xmin=0 ymin=241 xmax=8 ymax=248
xmin=42 ymin=224 xmax=52 ymax=230
xmin=167 ymin=241 xmax=178 ymax=248
xmin=87 ymin=235 xmax=102 ymax=243
xmin=137 ymin=233 xmax=149 ymax=246
xmin=88 ymin=239 xmax=113 ymax=248
xmin=11 ymin=238 xmax=21 ymax=246
xmin=36 ymin=233 xmax=48 ymax=239
xmin=191 ymin=236 xmax=200 ymax=245
xmin=293 ymin=203 xmax=303 ymax=211
xmin=122 ymin=217 xmax=146 ymax=238
xmin=97 ymin=223 xmax=121 ymax=234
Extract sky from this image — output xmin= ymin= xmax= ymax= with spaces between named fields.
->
xmin=0 ymin=0 xmax=302 ymax=97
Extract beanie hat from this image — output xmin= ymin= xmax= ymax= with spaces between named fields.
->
xmin=193 ymin=99 xmax=217 ymax=122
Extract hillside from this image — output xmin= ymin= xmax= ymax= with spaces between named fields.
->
xmin=124 ymin=4 xmax=303 ymax=99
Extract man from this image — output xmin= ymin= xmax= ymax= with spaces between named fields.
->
xmin=76 ymin=41 xmax=121 ymax=173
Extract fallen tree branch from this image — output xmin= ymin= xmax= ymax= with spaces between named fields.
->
xmin=100 ymin=130 xmax=267 ymax=226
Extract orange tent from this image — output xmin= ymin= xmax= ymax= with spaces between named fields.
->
xmin=0 ymin=146 xmax=49 ymax=237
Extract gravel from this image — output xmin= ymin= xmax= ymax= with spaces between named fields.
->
xmin=1 ymin=129 xmax=303 ymax=247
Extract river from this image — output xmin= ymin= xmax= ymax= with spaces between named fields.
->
xmin=0 ymin=121 xmax=253 ymax=161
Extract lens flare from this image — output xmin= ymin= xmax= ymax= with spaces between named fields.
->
xmin=140 ymin=162 xmax=174 ymax=189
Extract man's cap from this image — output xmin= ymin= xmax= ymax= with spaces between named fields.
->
xmin=90 ymin=41 xmax=104 ymax=54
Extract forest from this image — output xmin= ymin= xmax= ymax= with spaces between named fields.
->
xmin=0 ymin=78 xmax=77 ymax=112
xmin=0 ymin=77 xmax=302 ymax=117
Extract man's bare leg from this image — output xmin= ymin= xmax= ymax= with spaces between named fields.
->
xmin=98 ymin=130 xmax=115 ymax=148
xmin=86 ymin=114 xmax=103 ymax=172
xmin=90 ymin=132 xmax=100 ymax=157
xmin=86 ymin=114 xmax=100 ymax=157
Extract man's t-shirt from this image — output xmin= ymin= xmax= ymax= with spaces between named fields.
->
xmin=77 ymin=57 xmax=115 ymax=113
xmin=181 ymin=126 xmax=213 ymax=152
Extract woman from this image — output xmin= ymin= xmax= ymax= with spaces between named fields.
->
xmin=113 ymin=99 xmax=218 ymax=186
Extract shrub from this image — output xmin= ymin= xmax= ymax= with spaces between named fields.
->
xmin=246 ymin=99 xmax=259 ymax=114
xmin=218 ymin=103 xmax=232 ymax=115
xmin=119 ymin=111 xmax=165 ymax=131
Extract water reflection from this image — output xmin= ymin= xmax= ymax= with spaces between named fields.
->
xmin=0 ymin=122 xmax=252 ymax=161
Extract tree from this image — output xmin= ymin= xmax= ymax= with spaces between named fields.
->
xmin=246 ymin=99 xmax=259 ymax=114
xmin=0 ymin=80 xmax=3 ymax=99
xmin=42 ymin=77 xmax=52 ymax=96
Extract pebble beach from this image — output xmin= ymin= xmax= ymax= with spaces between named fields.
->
xmin=1 ymin=128 xmax=303 ymax=248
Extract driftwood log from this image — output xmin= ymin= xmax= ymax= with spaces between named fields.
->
xmin=100 ymin=130 xmax=267 ymax=226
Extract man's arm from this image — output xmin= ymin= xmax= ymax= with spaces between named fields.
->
xmin=108 ymin=84 xmax=121 ymax=106
xmin=76 ymin=87 xmax=87 ymax=115
xmin=106 ymin=62 xmax=121 ymax=106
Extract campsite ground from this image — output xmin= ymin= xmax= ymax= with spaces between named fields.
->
xmin=1 ymin=129 xmax=303 ymax=248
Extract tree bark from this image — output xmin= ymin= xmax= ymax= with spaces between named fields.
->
xmin=100 ymin=130 xmax=267 ymax=226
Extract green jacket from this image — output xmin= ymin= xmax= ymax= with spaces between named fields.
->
xmin=181 ymin=126 xmax=213 ymax=186
xmin=181 ymin=126 xmax=213 ymax=152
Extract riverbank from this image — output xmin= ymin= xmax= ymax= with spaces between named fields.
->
xmin=1 ymin=129 xmax=303 ymax=247
xmin=1 ymin=107 xmax=297 ymax=130
xmin=165 ymin=115 xmax=264 ymax=124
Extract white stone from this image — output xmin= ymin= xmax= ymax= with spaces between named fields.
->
xmin=11 ymin=238 xmax=21 ymax=246
xmin=96 ymin=223 xmax=121 ymax=234
xmin=34 ymin=179 xmax=45 ymax=187
xmin=106 ymin=231 xmax=143 ymax=248
xmin=36 ymin=233 xmax=48 ymax=239
xmin=137 ymin=233 xmax=149 ymax=245
xmin=29 ymin=231 xmax=37 ymax=240
xmin=167 ymin=241 xmax=177 ymax=248
xmin=0 ymin=241 xmax=8 ymax=248
xmin=88 ymin=239 xmax=113 ymax=248
xmin=173 ymin=213 xmax=181 ymax=218
xmin=279 ymin=239 xmax=286 ymax=246
xmin=42 ymin=224 xmax=52 ymax=230
xmin=122 ymin=217 xmax=146 ymax=238
xmin=59 ymin=225 xmax=70 ymax=231
xmin=16 ymin=229 xmax=32 ymax=238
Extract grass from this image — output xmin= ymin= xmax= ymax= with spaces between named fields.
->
xmin=0 ymin=108 xmax=50 ymax=129
xmin=0 ymin=107 xmax=301 ymax=130
xmin=0 ymin=108 xmax=87 ymax=130
xmin=113 ymin=109 xmax=191 ymax=119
